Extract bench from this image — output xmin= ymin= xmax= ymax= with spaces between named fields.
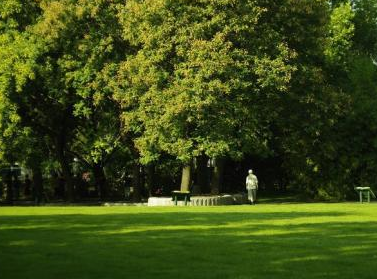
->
xmin=355 ymin=187 xmax=376 ymax=203
xmin=171 ymin=191 xmax=191 ymax=206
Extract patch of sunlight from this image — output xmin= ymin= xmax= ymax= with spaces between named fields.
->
xmin=331 ymin=233 xmax=377 ymax=239
xmin=340 ymin=245 xmax=375 ymax=251
xmin=82 ymin=221 xmax=314 ymax=237
xmin=84 ymin=224 xmax=228 ymax=235
xmin=272 ymin=255 xmax=326 ymax=265
xmin=237 ymin=227 xmax=313 ymax=236
xmin=339 ymin=244 xmax=377 ymax=253
xmin=252 ymin=216 xmax=354 ymax=226
xmin=82 ymin=216 xmax=338 ymax=236
xmin=8 ymin=240 xmax=35 ymax=247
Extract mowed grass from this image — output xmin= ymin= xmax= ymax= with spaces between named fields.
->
xmin=1 ymin=203 xmax=377 ymax=279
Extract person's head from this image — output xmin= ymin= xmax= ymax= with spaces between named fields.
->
xmin=248 ymin=169 xmax=253 ymax=174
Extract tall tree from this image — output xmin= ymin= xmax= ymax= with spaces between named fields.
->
xmin=115 ymin=0 xmax=297 ymax=192
xmin=0 ymin=0 xmax=47 ymax=202
xmin=1 ymin=0 xmax=129 ymax=201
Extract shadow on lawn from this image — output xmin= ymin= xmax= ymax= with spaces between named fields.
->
xmin=1 ymin=210 xmax=377 ymax=279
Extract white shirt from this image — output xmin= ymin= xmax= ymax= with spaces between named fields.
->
xmin=246 ymin=174 xmax=258 ymax=190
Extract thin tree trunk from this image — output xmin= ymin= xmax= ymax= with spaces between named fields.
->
xmin=32 ymin=165 xmax=43 ymax=205
xmin=132 ymin=162 xmax=141 ymax=202
xmin=93 ymin=163 xmax=109 ymax=200
xmin=5 ymin=173 xmax=13 ymax=205
xmin=128 ymin=142 xmax=142 ymax=202
xmin=145 ymin=165 xmax=155 ymax=197
xmin=61 ymin=157 xmax=74 ymax=201
xmin=56 ymin=137 xmax=74 ymax=202
xmin=140 ymin=166 xmax=145 ymax=196
xmin=210 ymin=157 xmax=224 ymax=194
xmin=180 ymin=163 xmax=192 ymax=192
xmin=194 ymin=155 xmax=209 ymax=194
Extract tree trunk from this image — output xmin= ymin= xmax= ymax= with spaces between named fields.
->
xmin=128 ymin=142 xmax=142 ymax=202
xmin=93 ymin=163 xmax=109 ymax=200
xmin=210 ymin=157 xmax=224 ymax=194
xmin=140 ymin=166 xmax=145 ymax=197
xmin=194 ymin=155 xmax=209 ymax=194
xmin=145 ymin=165 xmax=155 ymax=197
xmin=56 ymin=135 xmax=74 ymax=201
xmin=60 ymin=156 xmax=74 ymax=201
xmin=132 ymin=162 xmax=141 ymax=202
xmin=180 ymin=163 xmax=192 ymax=192
xmin=5 ymin=173 xmax=13 ymax=205
xmin=32 ymin=165 xmax=43 ymax=205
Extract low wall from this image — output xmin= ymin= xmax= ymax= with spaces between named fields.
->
xmin=148 ymin=193 xmax=247 ymax=206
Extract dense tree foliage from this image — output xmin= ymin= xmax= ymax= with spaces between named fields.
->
xmin=1 ymin=0 xmax=377 ymax=202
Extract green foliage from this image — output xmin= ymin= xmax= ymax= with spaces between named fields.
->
xmin=324 ymin=1 xmax=355 ymax=65
xmin=293 ymin=0 xmax=377 ymax=200
xmin=353 ymin=0 xmax=377 ymax=56
xmin=114 ymin=0 xmax=297 ymax=164
xmin=0 ymin=0 xmax=129 ymax=198
xmin=0 ymin=0 xmax=43 ymax=166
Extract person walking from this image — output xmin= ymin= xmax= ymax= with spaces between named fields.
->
xmin=246 ymin=169 xmax=258 ymax=204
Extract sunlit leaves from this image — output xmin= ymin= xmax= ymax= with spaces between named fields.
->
xmin=114 ymin=0 xmax=298 ymax=164
xmin=324 ymin=1 xmax=355 ymax=65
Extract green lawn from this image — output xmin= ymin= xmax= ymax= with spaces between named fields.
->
xmin=1 ymin=203 xmax=377 ymax=279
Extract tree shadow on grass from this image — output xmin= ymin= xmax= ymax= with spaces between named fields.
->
xmin=0 ymin=210 xmax=377 ymax=279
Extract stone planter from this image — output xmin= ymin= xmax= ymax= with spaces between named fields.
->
xmin=148 ymin=193 xmax=247 ymax=206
